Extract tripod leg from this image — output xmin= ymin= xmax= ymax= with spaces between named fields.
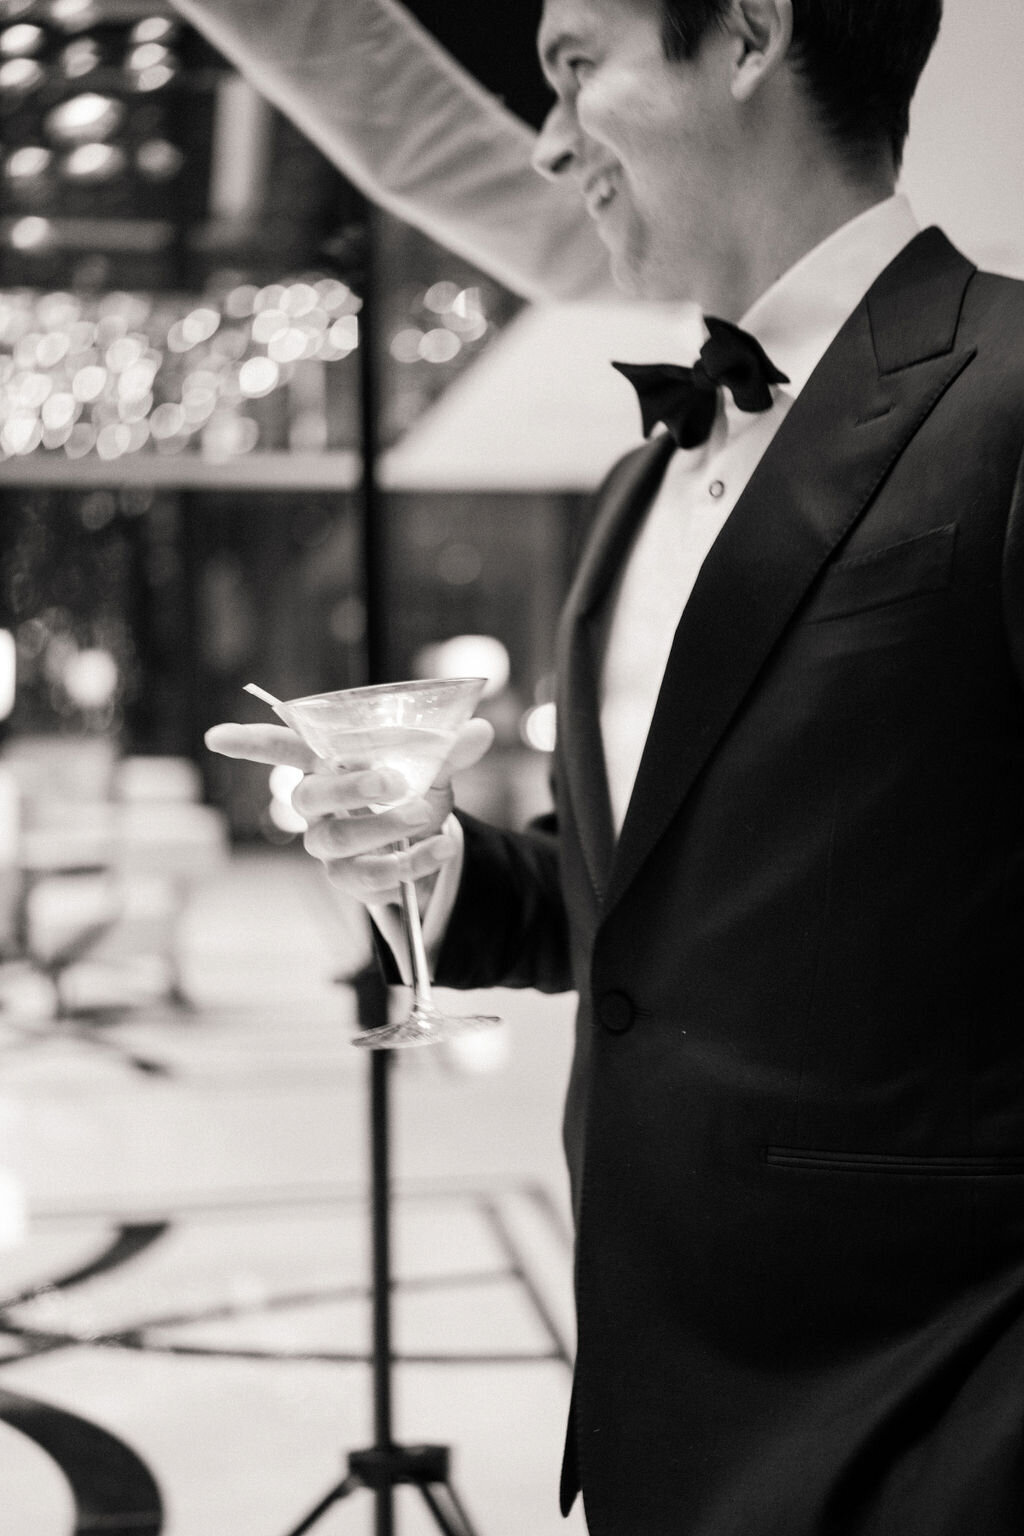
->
xmin=281 ymin=1474 xmax=360 ymax=1536
xmin=418 ymin=1481 xmax=482 ymax=1536
xmin=441 ymin=1482 xmax=482 ymax=1536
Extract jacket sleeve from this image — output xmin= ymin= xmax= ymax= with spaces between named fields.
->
xmin=431 ymin=808 xmax=574 ymax=995
xmin=169 ymin=0 xmax=612 ymax=303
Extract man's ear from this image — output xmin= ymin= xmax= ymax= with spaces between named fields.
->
xmin=727 ymin=0 xmax=794 ymax=103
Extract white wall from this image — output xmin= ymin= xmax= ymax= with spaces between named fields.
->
xmin=901 ymin=0 xmax=1024 ymax=274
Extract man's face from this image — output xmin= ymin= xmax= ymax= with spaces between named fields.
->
xmin=535 ymin=0 xmax=739 ymax=302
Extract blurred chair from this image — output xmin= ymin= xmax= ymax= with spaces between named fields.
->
xmin=96 ymin=754 xmax=229 ymax=1009
xmin=0 ymin=762 xmax=23 ymax=965
xmin=2 ymin=738 xmax=227 ymax=1017
xmin=3 ymin=734 xmax=120 ymax=1017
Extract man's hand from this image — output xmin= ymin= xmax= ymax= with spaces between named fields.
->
xmin=204 ymin=716 xmax=493 ymax=904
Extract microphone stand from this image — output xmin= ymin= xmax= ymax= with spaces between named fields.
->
xmin=279 ymin=198 xmax=481 ymax=1536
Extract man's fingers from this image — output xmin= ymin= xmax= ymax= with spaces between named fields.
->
xmin=293 ymin=766 xmax=408 ymax=820
xmin=433 ymin=717 xmax=495 ymax=789
xmin=209 ymin=713 xmax=479 ymax=907
xmin=303 ymin=799 xmax=436 ymax=862
xmin=323 ymin=832 xmax=459 ymax=900
xmin=205 ymin=723 xmax=318 ymax=771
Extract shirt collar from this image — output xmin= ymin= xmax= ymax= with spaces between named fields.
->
xmin=736 ymin=193 xmax=921 ymax=399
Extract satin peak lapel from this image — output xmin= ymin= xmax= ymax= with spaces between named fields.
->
xmin=605 ymin=228 xmax=978 ymax=917
xmin=557 ymin=434 xmax=676 ymax=902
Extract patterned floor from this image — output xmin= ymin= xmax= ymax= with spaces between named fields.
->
xmin=0 ymin=850 xmax=584 ymax=1536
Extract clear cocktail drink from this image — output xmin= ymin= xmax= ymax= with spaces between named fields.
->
xmin=271 ymin=677 xmax=500 ymax=1049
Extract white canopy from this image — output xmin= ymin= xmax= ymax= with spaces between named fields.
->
xmin=170 ymin=0 xmax=611 ymax=305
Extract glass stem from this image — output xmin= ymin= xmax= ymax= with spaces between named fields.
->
xmin=394 ymin=838 xmax=435 ymax=1012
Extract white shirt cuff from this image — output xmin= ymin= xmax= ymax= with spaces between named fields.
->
xmin=369 ymin=814 xmax=465 ymax=984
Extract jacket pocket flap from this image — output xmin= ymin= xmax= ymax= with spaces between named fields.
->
xmin=765 ymin=1146 xmax=1024 ymax=1176
xmin=810 ymin=523 xmax=957 ymax=622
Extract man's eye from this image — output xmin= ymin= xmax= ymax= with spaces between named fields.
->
xmin=566 ymin=57 xmax=593 ymax=82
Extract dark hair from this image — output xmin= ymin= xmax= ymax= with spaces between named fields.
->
xmin=658 ymin=0 xmax=943 ymax=172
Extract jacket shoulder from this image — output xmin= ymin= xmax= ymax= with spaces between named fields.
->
xmin=964 ymin=266 xmax=1024 ymax=334
xmin=958 ymin=267 xmax=1024 ymax=421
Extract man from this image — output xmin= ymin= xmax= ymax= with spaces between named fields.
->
xmin=210 ymin=1 xmax=1024 ymax=1531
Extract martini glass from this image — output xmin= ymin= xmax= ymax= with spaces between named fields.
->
xmin=257 ymin=676 xmax=500 ymax=1050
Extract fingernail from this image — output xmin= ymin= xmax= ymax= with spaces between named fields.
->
xmin=397 ymin=800 xmax=430 ymax=827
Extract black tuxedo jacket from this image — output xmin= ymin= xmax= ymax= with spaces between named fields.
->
xmin=434 ymin=229 xmax=1024 ymax=1535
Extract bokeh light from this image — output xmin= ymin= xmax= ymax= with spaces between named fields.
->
xmin=0 ymin=262 xmax=497 ymax=463
xmin=61 ymin=37 xmax=101 ymax=77
xmin=423 ymin=280 xmax=461 ymax=315
xmin=62 ymin=141 xmax=127 ymax=181
xmin=0 ymin=22 xmax=45 ymax=55
xmin=520 ymin=702 xmax=558 ymax=753
xmin=327 ymin=315 xmax=358 ymax=355
xmin=418 ymin=635 xmax=511 ymax=699
xmin=127 ymin=41 xmax=171 ymax=71
xmin=419 ymin=328 xmax=462 ymax=365
xmin=389 ymin=328 xmax=424 ymax=365
xmin=131 ymin=17 xmax=177 ymax=45
xmin=238 ymin=356 xmax=279 ymax=398
xmin=181 ymin=307 xmax=220 ymax=347
xmin=10 ymin=216 xmax=53 ymax=251
xmin=46 ymin=92 xmax=125 ymax=142
xmin=135 ymin=138 xmax=183 ymax=180
xmin=4 ymin=145 xmax=53 ymax=182
xmin=1 ymin=408 xmax=41 ymax=453
xmin=0 ymin=55 xmax=44 ymax=92
xmin=50 ymin=0 xmax=100 ymax=28
xmin=62 ymin=646 xmax=118 ymax=709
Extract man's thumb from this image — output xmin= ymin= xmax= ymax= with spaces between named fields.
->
xmin=433 ymin=717 xmax=495 ymax=788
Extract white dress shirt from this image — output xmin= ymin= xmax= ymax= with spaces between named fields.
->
xmin=601 ymin=193 xmax=920 ymax=830
xmin=376 ymin=194 xmax=921 ymax=972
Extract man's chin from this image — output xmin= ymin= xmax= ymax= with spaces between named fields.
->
xmin=606 ymin=243 xmax=701 ymax=304
xmin=607 ymin=252 xmax=675 ymax=303
xmin=606 ymin=245 xmax=649 ymax=299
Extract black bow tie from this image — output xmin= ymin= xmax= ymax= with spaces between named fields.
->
xmin=612 ymin=316 xmax=789 ymax=449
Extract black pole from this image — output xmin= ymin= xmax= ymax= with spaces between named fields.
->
xmin=355 ymin=199 xmax=388 ymax=690
xmin=353 ymin=968 xmax=397 ymax=1536
xmin=371 ymin=1047 xmax=394 ymax=1458
xmin=353 ymin=198 xmax=398 ymax=1536
xmin=280 ymin=193 xmax=480 ymax=1536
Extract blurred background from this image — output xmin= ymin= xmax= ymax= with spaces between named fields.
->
xmin=0 ymin=1 xmax=1022 ymax=1532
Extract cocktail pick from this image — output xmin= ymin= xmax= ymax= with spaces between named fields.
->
xmin=243 ymin=682 xmax=282 ymax=709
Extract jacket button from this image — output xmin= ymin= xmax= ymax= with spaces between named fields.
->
xmin=598 ymin=990 xmax=636 ymax=1035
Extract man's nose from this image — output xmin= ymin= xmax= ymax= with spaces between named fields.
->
xmin=531 ymin=101 xmax=580 ymax=181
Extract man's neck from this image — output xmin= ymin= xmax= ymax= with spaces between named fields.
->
xmin=703 ymin=165 xmax=898 ymax=321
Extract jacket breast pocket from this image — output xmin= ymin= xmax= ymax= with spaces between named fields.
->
xmin=764 ymin=1146 xmax=1024 ymax=1177
xmin=808 ymin=523 xmax=958 ymax=623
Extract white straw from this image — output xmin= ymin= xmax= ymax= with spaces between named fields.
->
xmin=243 ymin=682 xmax=282 ymax=708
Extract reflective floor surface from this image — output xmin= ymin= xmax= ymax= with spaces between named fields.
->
xmin=0 ymin=848 xmax=585 ymax=1536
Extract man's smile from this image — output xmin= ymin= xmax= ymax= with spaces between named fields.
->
xmin=583 ymin=168 xmax=620 ymax=218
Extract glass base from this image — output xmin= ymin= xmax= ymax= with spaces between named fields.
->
xmin=351 ymin=1002 xmax=501 ymax=1050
